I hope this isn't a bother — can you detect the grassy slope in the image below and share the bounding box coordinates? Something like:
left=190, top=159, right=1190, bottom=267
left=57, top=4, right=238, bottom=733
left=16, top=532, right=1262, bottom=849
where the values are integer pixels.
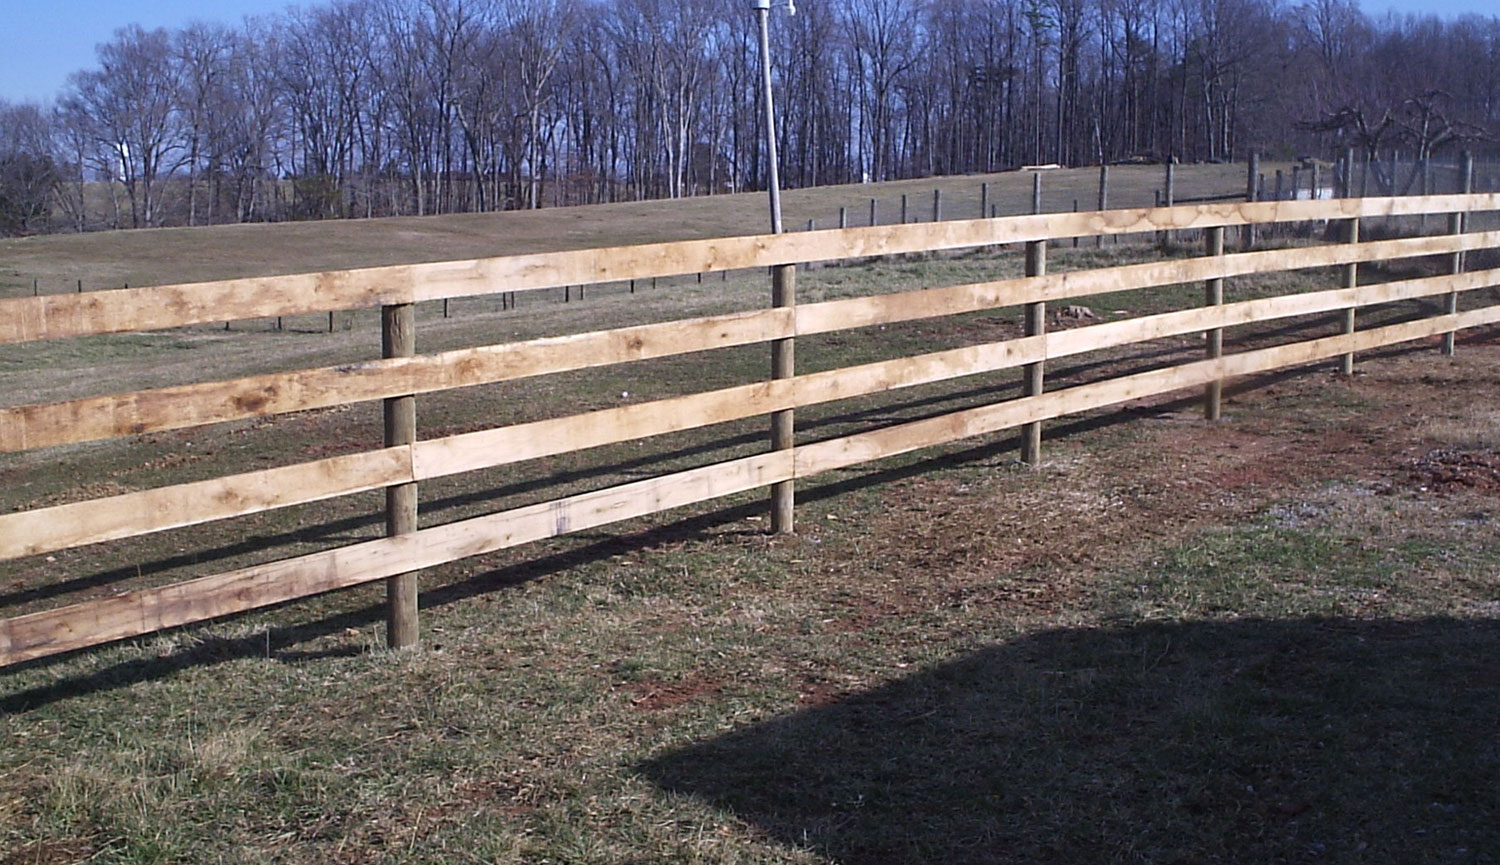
left=0, top=164, right=1253, bottom=294
left=2, top=166, right=1498, bottom=864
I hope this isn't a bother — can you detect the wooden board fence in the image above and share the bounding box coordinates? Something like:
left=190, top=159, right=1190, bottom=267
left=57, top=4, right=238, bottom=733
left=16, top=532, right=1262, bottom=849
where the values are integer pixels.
left=2, top=193, right=1498, bottom=668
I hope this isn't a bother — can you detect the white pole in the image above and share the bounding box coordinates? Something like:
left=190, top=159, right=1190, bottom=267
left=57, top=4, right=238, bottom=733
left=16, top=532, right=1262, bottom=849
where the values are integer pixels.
left=754, top=0, right=784, bottom=235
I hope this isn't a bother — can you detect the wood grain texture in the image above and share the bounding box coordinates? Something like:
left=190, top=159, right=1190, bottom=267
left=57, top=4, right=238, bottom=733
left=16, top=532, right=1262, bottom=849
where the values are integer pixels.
left=795, top=302, right=1500, bottom=477
left=1, top=307, right=792, bottom=453
left=4, top=230, right=1494, bottom=455
left=0, top=448, right=412, bottom=560
left=0, top=451, right=793, bottom=666
left=6, top=195, right=1500, bottom=345
left=6, top=268, right=1491, bottom=563
left=795, top=230, right=1500, bottom=336
left=6, top=301, right=1499, bottom=666
left=412, top=381, right=794, bottom=480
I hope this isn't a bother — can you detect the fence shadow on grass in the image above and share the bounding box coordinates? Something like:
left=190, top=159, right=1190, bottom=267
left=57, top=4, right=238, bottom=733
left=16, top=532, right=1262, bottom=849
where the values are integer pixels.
left=639, top=616, right=1500, bottom=865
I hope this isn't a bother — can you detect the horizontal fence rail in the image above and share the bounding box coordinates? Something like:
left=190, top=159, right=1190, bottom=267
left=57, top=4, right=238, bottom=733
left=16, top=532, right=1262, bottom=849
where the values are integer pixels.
left=2, top=193, right=1498, bottom=667
left=4, top=194, right=1498, bottom=345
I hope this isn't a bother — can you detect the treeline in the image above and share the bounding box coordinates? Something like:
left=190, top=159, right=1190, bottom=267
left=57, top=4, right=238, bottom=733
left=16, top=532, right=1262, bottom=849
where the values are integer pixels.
left=1, top=0, right=1497, bottom=236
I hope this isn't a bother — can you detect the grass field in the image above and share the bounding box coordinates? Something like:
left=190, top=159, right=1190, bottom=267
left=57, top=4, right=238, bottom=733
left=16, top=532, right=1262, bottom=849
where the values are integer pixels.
left=0, top=164, right=1258, bottom=296
left=2, top=172, right=1499, bottom=864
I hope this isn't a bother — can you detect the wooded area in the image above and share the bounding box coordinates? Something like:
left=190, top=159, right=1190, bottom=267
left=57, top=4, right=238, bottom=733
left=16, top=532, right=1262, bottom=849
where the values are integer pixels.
left=1, top=193, right=1497, bottom=666
left=3, top=0, right=1498, bottom=235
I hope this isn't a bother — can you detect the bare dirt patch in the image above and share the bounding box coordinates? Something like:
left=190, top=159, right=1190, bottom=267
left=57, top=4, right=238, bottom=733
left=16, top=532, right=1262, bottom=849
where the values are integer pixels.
left=1407, top=449, right=1500, bottom=495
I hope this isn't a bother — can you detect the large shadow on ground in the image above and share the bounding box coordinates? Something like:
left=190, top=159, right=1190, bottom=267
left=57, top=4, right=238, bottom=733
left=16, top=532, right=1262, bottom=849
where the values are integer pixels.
left=639, top=617, right=1500, bottom=864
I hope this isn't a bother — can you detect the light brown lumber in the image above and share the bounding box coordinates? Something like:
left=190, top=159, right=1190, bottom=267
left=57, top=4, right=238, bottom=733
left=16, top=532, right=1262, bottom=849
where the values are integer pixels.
left=795, top=230, right=1500, bottom=337
left=0, top=307, right=792, bottom=454
left=8, top=195, right=1500, bottom=347
left=0, top=269, right=404, bottom=346
left=8, top=232, right=1492, bottom=456
left=0, top=448, right=412, bottom=561
left=794, top=337, right=1047, bottom=408
left=407, top=195, right=1500, bottom=307
left=1043, top=267, right=1500, bottom=360
left=7, top=268, right=1494, bottom=563
left=1022, top=239, right=1047, bottom=464
left=1340, top=218, right=1360, bottom=375
left=0, top=336, right=1049, bottom=562
left=418, top=337, right=1054, bottom=481
left=8, top=304, right=1500, bottom=667
left=1204, top=226, right=1226, bottom=420
left=794, top=302, right=1500, bottom=478
left=0, top=451, right=793, bottom=667
left=770, top=264, right=797, bottom=534
left=413, top=381, right=795, bottom=480
left=382, top=301, right=419, bottom=650
left=1444, top=154, right=1475, bottom=356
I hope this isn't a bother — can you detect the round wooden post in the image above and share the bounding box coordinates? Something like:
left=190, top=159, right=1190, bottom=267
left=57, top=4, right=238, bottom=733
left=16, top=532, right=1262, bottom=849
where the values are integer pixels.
left=1204, top=226, right=1226, bottom=420
left=1340, top=217, right=1359, bottom=376
left=869, top=198, right=878, bottom=226
left=900, top=194, right=909, bottom=224
left=1443, top=151, right=1475, bottom=356
left=1095, top=164, right=1109, bottom=248
left=1243, top=152, right=1260, bottom=249
left=1022, top=181, right=1046, bottom=465
left=1021, top=241, right=1046, bottom=465
left=770, top=263, right=796, bottom=534
left=932, top=188, right=942, bottom=222
left=382, top=302, right=419, bottom=649
left=980, top=182, right=990, bottom=219
left=1160, top=162, right=1175, bottom=247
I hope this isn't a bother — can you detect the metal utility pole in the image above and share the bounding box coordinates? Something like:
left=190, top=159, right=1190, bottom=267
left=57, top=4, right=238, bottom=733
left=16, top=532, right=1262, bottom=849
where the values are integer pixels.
left=754, top=0, right=797, bottom=534
left=753, top=0, right=790, bottom=234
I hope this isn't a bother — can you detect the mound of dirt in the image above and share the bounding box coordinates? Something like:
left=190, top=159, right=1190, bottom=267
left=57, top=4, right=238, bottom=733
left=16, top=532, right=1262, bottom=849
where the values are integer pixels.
left=1408, top=449, right=1500, bottom=494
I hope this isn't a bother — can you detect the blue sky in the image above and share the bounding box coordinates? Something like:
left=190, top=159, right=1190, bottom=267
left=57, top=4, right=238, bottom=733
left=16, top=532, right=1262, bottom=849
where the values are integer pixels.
left=0, top=0, right=1495, bottom=105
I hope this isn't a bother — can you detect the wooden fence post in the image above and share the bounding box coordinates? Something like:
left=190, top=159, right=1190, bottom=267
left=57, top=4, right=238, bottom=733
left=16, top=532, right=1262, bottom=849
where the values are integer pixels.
left=1022, top=183, right=1046, bottom=465
left=770, top=263, right=796, bottom=534
left=1443, top=151, right=1475, bottom=356
left=1096, top=164, right=1109, bottom=248
left=869, top=198, right=878, bottom=226
left=1161, top=162, right=1175, bottom=247
left=382, top=302, right=419, bottom=649
left=1339, top=216, right=1359, bottom=376
left=839, top=206, right=847, bottom=229
left=1204, top=226, right=1226, bottom=420
left=980, top=182, right=989, bottom=219
left=900, top=194, right=908, bottom=225
left=1244, top=152, right=1260, bottom=249
left=1420, top=158, right=1433, bottom=230
left=932, top=188, right=942, bottom=222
